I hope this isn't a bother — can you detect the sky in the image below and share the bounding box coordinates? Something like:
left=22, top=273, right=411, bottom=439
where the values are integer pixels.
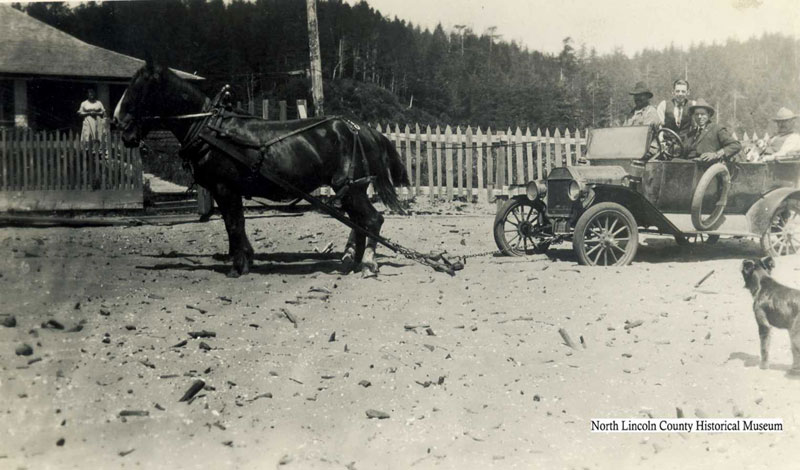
left=344, top=0, right=800, bottom=56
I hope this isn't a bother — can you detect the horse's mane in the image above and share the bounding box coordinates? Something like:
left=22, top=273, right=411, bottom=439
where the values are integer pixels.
left=131, top=64, right=207, bottom=104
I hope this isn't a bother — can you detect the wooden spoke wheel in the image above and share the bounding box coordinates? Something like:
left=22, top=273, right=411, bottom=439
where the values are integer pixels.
left=493, top=198, right=551, bottom=256
left=574, top=202, right=639, bottom=266
left=761, top=199, right=800, bottom=257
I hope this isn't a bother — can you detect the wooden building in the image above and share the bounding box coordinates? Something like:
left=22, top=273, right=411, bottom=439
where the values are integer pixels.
left=0, top=4, right=201, bottom=130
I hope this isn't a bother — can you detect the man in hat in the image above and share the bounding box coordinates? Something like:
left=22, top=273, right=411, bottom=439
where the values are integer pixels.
left=761, top=107, right=800, bottom=161
left=683, top=99, right=741, bottom=161
left=623, top=81, right=660, bottom=127
left=656, top=79, right=692, bottom=141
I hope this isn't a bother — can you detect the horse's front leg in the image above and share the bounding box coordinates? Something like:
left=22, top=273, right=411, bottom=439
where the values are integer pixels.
left=212, top=185, right=254, bottom=277
left=342, top=190, right=383, bottom=277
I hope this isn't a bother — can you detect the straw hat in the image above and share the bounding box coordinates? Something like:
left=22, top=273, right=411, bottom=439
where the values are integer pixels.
left=772, top=107, right=798, bottom=121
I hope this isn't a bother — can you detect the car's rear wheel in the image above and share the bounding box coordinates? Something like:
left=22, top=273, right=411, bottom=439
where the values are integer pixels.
left=493, top=198, right=550, bottom=256
left=760, top=198, right=800, bottom=257
left=574, top=202, right=639, bottom=266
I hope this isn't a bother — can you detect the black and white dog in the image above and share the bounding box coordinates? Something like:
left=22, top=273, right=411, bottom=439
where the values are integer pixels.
left=741, top=257, right=800, bottom=374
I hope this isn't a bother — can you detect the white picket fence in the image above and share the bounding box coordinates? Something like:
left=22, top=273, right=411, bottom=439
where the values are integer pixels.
left=368, top=124, right=589, bottom=202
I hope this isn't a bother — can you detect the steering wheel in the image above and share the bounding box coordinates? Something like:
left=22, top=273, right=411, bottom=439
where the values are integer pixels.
left=654, top=128, right=684, bottom=161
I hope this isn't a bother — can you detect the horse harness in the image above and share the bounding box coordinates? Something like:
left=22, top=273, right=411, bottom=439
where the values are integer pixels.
left=173, top=89, right=373, bottom=198
left=144, top=86, right=459, bottom=276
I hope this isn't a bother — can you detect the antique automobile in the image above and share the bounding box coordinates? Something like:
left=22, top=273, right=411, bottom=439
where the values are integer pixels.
left=493, top=126, right=800, bottom=266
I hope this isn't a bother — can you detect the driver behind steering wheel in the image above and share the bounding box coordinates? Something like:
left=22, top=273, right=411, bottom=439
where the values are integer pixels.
left=656, top=79, right=693, bottom=142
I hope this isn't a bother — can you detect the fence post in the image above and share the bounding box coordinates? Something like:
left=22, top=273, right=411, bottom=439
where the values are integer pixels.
left=486, top=127, right=494, bottom=202
left=296, top=99, right=307, bottom=119
left=414, top=123, right=422, bottom=197
left=425, top=125, right=433, bottom=202
left=455, top=126, right=463, bottom=198
left=564, top=128, right=572, bottom=166
left=476, top=127, right=485, bottom=203
left=496, top=130, right=506, bottom=199
left=544, top=129, right=552, bottom=176
left=505, top=127, right=512, bottom=188
left=35, top=131, right=42, bottom=190
left=575, top=128, right=582, bottom=164
left=515, top=126, right=524, bottom=184
left=445, top=125, right=453, bottom=201
left=525, top=127, right=533, bottom=182
left=262, top=99, right=269, bottom=120
left=465, top=126, right=474, bottom=202
left=404, top=124, right=412, bottom=199
left=554, top=129, right=563, bottom=167
left=435, top=126, right=443, bottom=199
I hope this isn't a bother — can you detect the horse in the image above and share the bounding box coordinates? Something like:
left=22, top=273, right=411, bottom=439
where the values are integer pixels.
left=114, top=61, right=410, bottom=277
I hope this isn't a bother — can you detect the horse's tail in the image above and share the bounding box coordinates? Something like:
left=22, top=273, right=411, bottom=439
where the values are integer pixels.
left=370, top=130, right=409, bottom=214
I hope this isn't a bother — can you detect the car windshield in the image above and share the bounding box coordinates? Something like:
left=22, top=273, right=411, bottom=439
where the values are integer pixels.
left=586, top=126, right=651, bottom=161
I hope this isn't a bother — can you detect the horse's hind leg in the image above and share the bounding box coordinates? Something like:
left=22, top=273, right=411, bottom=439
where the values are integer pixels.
left=342, top=229, right=364, bottom=267
left=212, top=184, right=254, bottom=277
left=341, top=189, right=383, bottom=276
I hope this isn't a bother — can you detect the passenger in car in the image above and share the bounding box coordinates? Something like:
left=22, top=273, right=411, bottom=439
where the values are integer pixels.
left=761, top=108, right=800, bottom=161
left=623, top=82, right=660, bottom=127
left=656, top=79, right=692, bottom=141
left=683, top=99, right=741, bottom=162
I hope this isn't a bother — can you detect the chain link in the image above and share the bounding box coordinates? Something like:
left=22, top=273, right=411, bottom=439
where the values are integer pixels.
left=463, top=249, right=502, bottom=259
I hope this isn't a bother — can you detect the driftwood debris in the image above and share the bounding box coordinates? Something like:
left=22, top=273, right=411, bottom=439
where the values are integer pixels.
left=694, top=270, right=715, bottom=288
left=558, top=328, right=579, bottom=350
left=281, top=308, right=298, bottom=328
left=179, top=379, right=206, bottom=402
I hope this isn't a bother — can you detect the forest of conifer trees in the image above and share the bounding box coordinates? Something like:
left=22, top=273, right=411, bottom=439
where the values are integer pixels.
left=19, top=0, right=800, bottom=134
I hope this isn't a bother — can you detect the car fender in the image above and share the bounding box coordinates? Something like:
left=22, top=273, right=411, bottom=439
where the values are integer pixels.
left=746, top=188, right=800, bottom=235
left=589, top=184, right=683, bottom=236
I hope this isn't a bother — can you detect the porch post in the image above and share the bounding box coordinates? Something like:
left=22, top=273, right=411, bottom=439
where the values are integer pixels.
left=13, top=79, right=28, bottom=128
left=96, top=82, right=110, bottom=114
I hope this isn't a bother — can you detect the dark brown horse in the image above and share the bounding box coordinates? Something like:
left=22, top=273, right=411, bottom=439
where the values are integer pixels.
left=114, top=62, right=409, bottom=277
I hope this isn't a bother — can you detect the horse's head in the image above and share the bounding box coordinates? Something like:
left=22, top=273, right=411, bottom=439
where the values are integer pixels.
left=114, top=60, right=168, bottom=147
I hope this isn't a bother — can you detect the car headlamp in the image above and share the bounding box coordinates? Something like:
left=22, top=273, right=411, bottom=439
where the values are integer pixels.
left=567, top=180, right=586, bottom=201
left=526, top=180, right=547, bottom=200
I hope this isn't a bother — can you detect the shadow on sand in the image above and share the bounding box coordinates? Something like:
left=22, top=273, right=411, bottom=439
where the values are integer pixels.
left=137, top=250, right=407, bottom=276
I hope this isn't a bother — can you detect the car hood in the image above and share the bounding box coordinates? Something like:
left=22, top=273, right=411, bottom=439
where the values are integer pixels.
left=548, top=165, right=629, bottom=186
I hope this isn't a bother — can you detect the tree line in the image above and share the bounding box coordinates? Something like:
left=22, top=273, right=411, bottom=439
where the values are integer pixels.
left=20, top=0, right=800, bottom=134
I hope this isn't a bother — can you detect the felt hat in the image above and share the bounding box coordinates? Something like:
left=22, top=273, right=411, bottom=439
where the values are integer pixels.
left=628, top=81, right=653, bottom=98
left=688, top=98, right=715, bottom=117
left=772, top=107, right=798, bottom=121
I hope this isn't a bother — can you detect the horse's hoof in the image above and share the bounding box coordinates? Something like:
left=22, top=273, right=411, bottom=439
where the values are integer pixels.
left=361, top=268, right=378, bottom=279
left=341, top=250, right=355, bottom=264
left=226, top=269, right=241, bottom=278
left=361, top=262, right=379, bottom=278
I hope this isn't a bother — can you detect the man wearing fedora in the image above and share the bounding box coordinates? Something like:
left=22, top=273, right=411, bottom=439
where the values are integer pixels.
left=761, top=107, right=800, bottom=161
left=623, top=81, right=660, bottom=127
left=683, top=99, right=741, bottom=161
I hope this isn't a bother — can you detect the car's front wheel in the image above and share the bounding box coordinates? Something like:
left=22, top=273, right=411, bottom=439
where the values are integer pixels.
left=493, top=198, right=551, bottom=256
left=760, top=198, right=800, bottom=257
left=574, top=202, right=639, bottom=266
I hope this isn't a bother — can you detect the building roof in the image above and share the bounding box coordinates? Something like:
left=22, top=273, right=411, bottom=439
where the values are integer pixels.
left=0, top=5, right=202, bottom=81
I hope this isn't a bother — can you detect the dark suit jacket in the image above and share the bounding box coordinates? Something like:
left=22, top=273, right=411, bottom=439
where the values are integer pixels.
left=684, top=123, right=741, bottom=160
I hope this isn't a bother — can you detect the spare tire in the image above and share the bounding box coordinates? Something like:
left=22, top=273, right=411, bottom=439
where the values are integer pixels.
left=691, top=163, right=730, bottom=231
